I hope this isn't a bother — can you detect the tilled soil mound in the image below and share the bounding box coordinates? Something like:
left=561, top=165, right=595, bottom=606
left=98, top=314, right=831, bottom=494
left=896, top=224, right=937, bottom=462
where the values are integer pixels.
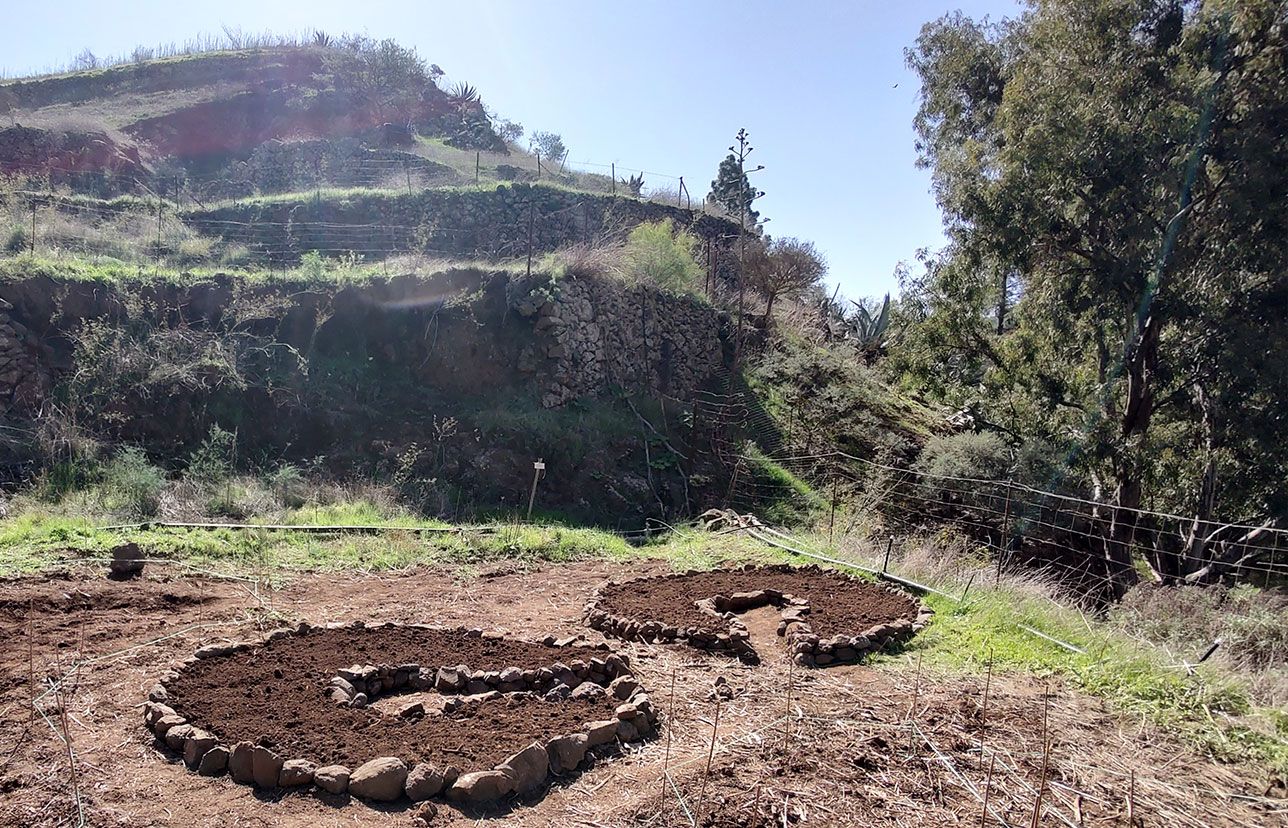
left=161, top=625, right=637, bottom=774
left=587, top=564, right=927, bottom=665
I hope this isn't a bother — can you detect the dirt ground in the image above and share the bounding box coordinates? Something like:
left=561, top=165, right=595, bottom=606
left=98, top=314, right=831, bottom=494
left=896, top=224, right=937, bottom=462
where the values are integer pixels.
left=1, top=560, right=1283, bottom=827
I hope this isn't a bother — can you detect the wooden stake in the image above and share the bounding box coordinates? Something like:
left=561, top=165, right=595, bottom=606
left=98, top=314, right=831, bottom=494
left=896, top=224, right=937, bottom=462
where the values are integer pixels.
left=1127, top=770, right=1136, bottom=827
left=908, top=652, right=923, bottom=752
left=882, top=536, right=893, bottom=573
left=660, top=668, right=676, bottom=809
left=979, top=649, right=993, bottom=768
left=27, top=598, right=35, bottom=725
left=979, top=753, right=996, bottom=828
left=783, top=655, right=793, bottom=754
left=698, top=699, right=721, bottom=814
left=1030, top=684, right=1051, bottom=828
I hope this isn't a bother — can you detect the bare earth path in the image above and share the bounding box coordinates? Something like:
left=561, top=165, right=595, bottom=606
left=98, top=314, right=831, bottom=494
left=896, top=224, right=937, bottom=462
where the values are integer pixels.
left=0, top=561, right=1281, bottom=827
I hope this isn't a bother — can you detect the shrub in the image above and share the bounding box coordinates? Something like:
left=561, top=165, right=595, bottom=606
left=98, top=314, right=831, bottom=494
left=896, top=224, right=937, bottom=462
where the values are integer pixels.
left=264, top=464, right=307, bottom=508
left=4, top=225, right=28, bottom=253
left=187, top=425, right=236, bottom=485
left=620, top=219, right=703, bottom=292
left=98, top=447, right=165, bottom=517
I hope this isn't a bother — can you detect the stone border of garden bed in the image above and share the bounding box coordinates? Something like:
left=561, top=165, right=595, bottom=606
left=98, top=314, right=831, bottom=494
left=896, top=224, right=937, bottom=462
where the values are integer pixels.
left=583, top=564, right=934, bottom=666
left=140, top=622, right=657, bottom=807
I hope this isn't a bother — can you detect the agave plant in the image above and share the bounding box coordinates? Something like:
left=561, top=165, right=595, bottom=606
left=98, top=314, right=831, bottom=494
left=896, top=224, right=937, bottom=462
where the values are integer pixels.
left=847, top=293, right=891, bottom=358
left=312, top=30, right=332, bottom=47
left=449, top=82, right=480, bottom=106
left=620, top=173, right=645, bottom=197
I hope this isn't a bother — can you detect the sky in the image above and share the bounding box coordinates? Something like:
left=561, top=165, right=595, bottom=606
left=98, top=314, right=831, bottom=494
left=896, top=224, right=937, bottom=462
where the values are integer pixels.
left=0, top=0, right=1021, bottom=299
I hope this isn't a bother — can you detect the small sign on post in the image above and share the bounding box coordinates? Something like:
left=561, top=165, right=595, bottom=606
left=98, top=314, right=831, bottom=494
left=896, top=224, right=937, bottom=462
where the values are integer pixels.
left=527, top=458, right=546, bottom=520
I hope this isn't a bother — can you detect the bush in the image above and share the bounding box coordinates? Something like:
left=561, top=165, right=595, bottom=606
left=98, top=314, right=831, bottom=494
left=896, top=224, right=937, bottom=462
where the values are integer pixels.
left=187, top=425, right=236, bottom=484
left=98, top=447, right=165, bottom=517
left=620, top=219, right=703, bottom=292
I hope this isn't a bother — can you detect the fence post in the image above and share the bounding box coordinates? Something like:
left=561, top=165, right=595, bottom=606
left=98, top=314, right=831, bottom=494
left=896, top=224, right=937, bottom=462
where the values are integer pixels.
left=536, top=152, right=542, bottom=179
left=29, top=203, right=36, bottom=255
left=882, top=536, right=893, bottom=574
left=155, top=194, right=164, bottom=270
left=611, top=163, right=616, bottom=194
left=525, top=201, right=536, bottom=278
left=828, top=472, right=839, bottom=546
left=475, top=151, right=480, bottom=183
left=678, top=176, right=684, bottom=208
left=405, top=160, right=412, bottom=195
left=996, top=481, right=1013, bottom=587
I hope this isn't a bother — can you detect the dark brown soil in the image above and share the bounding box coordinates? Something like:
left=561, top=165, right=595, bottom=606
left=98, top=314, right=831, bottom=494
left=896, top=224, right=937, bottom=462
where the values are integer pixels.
left=0, top=572, right=213, bottom=620
left=164, top=626, right=622, bottom=770
left=595, top=565, right=919, bottom=638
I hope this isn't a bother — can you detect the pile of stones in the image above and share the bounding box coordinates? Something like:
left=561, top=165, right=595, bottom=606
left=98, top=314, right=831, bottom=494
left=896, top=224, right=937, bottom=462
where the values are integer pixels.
left=141, top=623, right=659, bottom=806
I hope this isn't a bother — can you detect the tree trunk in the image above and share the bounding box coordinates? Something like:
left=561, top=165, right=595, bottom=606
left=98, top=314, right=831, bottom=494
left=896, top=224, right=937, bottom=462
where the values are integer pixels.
left=1178, top=383, right=1218, bottom=580
left=764, top=291, right=777, bottom=324
left=1106, top=312, right=1160, bottom=598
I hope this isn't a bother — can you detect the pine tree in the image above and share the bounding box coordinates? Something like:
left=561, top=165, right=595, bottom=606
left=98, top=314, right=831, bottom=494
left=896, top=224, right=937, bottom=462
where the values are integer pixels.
left=709, top=153, right=759, bottom=223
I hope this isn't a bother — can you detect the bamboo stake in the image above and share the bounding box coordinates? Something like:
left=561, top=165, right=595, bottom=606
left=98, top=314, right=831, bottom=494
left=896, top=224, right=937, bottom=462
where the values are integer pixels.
left=27, top=599, right=35, bottom=726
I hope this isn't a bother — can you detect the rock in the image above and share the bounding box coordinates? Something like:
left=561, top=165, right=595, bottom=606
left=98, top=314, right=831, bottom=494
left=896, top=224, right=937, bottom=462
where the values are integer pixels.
left=585, top=719, right=619, bottom=747
left=608, top=675, right=639, bottom=700
left=405, top=763, right=446, bottom=801
left=570, top=682, right=605, bottom=702
left=314, top=764, right=351, bottom=795
left=546, top=733, right=589, bottom=773
left=349, top=757, right=408, bottom=801
left=229, top=742, right=255, bottom=783
left=350, top=692, right=368, bottom=708
left=194, top=643, right=235, bottom=659
left=397, top=701, right=425, bottom=719
left=164, top=723, right=195, bottom=752
left=435, top=666, right=466, bottom=692
left=616, top=719, right=639, bottom=741
left=615, top=703, right=639, bottom=720
left=499, top=666, right=523, bottom=684
left=411, top=801, right=439, bottom=826
left=108, top=542, right=145, bottom=580
left=153, top=714, right=186, bottom=737
left=447, top=769, right=514, bottom=804
left=498, top=741, right=549, bottom=794
left=279, top=759, right=316, bottom=786
left=197, top=745, right=229, bottom=776
left=252, top=746, right=284, bottom=788
left=182, top=729, right=218, bottom=767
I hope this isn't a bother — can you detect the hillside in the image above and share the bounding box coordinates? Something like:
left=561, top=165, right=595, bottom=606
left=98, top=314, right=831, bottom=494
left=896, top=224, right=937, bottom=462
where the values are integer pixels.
left=0, top=40, right=938, bottom=528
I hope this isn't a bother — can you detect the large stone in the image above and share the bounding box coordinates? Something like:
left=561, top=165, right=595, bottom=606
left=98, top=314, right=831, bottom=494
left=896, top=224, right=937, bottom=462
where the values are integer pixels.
left=152, top=714, right=186, bottom=737
left=182, top=729, right=218, bottom=767
left=349, top=757, right=408, bottom=801
left=252, top=745, right=284, bottom=788
left=108, top=542, right=145, bottom=580
left=447, top=770, right=514, bottom=804
left=569, top=682, right=605, bottom=702
left=405, top=763, right=446, bottom=801
left=229, top=741, right=255, bottom=783
left=163, top=723, right=195, bottom=752
left=197, top=745, right=229, bottom=776
left=545, top=733, right=589, bottom=773
left=498, top=741, right=549, bottom=794
left=608, top=675, right=639, bottom=701
left=314, top=764, right=351, bottom=795
left=585, top=719, right=619, bottom=747
left=279, top=759, right=317, bottom=786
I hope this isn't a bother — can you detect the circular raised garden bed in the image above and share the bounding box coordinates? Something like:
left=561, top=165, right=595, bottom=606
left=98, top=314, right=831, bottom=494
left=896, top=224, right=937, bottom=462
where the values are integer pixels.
left=142, top=623, right=656, bottom=806
left=584, top=563, right=931, bottom=665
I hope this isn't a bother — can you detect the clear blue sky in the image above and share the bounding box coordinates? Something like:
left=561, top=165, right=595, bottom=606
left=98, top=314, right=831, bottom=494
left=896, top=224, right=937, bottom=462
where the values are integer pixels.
left=0, top=0, right=1020, bottom=299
